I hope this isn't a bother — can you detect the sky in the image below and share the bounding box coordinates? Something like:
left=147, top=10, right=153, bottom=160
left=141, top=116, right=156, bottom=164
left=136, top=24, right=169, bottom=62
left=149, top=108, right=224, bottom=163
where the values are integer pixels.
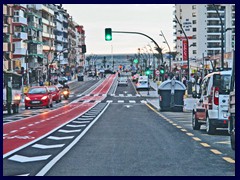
left=63, top=4, right=175, bottom=55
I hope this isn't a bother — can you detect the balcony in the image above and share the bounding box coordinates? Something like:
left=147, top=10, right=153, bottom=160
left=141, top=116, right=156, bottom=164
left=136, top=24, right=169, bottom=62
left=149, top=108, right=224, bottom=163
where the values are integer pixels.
left=42, top=32, right=55, bottom=39
left=55, top=35, right=63, bottom=42
left=14, top=4, right=27, bottom=9
left=55, top=14, right=63, bottom=22
left=13, top=48, right=28, bottom=55
left=14, top=32, right=28, bottom=40
left=56, top=44, right=63, bottom=51
left=36, top=4, right=54, bottom=15
left=42, top=18, right=55, bottom=27
left=12, top=16, right=27, bottom=25
left=43, top=45, right=55, bottom=51
left=3, top=43, right=9, bottom=52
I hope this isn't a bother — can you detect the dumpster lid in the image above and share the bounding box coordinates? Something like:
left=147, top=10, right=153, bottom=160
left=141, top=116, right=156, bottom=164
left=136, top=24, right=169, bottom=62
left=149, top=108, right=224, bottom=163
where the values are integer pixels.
left=158, top=79, right=186, bottom=90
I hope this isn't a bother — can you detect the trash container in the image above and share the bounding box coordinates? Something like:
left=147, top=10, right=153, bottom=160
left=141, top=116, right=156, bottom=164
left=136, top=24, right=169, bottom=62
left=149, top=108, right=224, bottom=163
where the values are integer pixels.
left=77, top=73, right=84, bottom=81
left=158, top=78, right=186, bottom=112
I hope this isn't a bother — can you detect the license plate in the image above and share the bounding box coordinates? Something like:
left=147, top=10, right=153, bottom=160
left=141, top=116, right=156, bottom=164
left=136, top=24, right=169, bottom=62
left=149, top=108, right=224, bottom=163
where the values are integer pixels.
left=32, top=101, right=40, bottom=104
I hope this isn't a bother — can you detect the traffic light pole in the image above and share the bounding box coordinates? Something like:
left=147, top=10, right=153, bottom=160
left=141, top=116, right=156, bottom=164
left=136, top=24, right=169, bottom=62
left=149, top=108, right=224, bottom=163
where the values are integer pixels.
left=112, top=31, right=163, bottom=65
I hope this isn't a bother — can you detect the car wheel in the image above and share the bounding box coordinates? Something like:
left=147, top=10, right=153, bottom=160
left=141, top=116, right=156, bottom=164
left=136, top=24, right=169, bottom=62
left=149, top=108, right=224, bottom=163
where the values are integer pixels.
left=30, top=107, right=33, bottom=109
left=192, top=111, right=201, bottom=130
left=50, top=102, right=53, bottom=108
left=206, top=116, right=215, bottom=134
left=25, top=106, right=28, bottom=110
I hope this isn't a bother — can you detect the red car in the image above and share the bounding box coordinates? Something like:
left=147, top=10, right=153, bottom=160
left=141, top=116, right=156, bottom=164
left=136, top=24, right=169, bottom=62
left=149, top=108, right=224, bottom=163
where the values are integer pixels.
left=24, top=86, right=53, bottom=109
left=48, top=85, right=62, bottom=103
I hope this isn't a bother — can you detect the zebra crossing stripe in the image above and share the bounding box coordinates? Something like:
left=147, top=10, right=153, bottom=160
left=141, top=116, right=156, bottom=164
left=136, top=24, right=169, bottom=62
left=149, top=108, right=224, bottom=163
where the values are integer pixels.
left=129, top=100, right=136, bottom=103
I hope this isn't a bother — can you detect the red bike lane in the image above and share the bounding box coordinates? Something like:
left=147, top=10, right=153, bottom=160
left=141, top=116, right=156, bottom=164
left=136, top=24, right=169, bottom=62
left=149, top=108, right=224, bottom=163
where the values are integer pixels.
left=3, top=74, right=116, bottom=156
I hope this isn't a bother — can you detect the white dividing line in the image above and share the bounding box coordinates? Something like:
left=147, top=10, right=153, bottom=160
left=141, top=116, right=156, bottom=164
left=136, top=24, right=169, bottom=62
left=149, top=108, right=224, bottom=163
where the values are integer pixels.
left=36, top=102, right=111, bottom=176
left=127, top=94, right=133, bottom=97
left=81, top=115, right=96, bottom=118
left=106, top=100, right=113, bottom=103
left=129, top=100, right=136, bottom=103
left=72, top=121, right=90, bottom=124
left=119, top=94, right=124, bottom=97
left=58, top=129, right=81, bottom=133
left=28, top=124, right=34, bottom=126
left=118, top=100, right=124, bottom=103
left=32, top=143, right=65, bottom=149
left=9, top=154, right=51, bottom=163
left=20, top=127, right=26, bottom=130
left=77, top=118, right=93, bottom=121
left=47, top=136, right=74, bottom=140
left=10, top=130, right=18, bottom=133
left=66, top=124, right=86, bottom=128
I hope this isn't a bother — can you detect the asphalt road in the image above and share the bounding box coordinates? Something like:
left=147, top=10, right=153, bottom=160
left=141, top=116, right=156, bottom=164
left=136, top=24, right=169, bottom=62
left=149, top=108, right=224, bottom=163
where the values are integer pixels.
left=46, top=78, right=235, bottom=176
left=3, top=76, right=235, bottom=176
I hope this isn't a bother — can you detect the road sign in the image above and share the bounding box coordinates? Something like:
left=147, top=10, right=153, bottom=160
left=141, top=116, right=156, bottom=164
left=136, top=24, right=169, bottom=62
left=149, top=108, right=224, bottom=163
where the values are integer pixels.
left=155, top=70, right=160, bottom=75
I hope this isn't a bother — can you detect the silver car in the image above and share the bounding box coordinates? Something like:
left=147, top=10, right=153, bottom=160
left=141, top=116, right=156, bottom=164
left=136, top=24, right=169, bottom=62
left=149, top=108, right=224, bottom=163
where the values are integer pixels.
left=118, top=77, right=128, bottom=86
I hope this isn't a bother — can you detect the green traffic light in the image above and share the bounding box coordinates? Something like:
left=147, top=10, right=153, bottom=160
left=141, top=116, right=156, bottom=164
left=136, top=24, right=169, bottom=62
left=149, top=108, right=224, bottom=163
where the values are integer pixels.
left=105, top=28, right=112, bottom=41
left=145, top=70, right=151, bottom=75
left=160, top=69, right=165, bottom=74
left=133, top=59, right=138, bottom=64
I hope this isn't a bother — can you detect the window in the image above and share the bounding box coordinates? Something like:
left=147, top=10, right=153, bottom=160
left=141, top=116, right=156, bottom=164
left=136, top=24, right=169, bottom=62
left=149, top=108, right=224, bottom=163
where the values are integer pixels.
left=193, top=28, right=197, bottom=32
left=192, top=20, right=196, bottom=24
left=213, top=75, right=231, bottom=94
left=192, top=12, right=196, bottom=17
left=192, top=5, right=196, bottom=9
left=14, top=11, right=19, bottom=16
left=193, top=50, right=197, bottom=54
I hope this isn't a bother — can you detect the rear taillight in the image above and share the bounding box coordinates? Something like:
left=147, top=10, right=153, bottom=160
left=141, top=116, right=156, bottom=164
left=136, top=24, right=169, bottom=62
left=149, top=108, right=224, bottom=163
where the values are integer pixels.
left=213, top=87, right=219, bottom=105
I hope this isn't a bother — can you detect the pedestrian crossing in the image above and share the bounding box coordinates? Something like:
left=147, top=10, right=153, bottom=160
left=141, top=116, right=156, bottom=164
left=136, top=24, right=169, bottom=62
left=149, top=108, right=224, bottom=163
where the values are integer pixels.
left=110, top=94, right=140, bottom=97
left=105, top=100, right=146, bottom=104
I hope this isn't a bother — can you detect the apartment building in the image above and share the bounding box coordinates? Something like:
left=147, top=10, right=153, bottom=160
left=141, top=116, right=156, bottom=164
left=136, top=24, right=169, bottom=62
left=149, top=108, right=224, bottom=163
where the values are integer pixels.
left=3, top=4, right=86, bottom=82
left=3, top=4, right=14, bottom=71
left=173, top=4, right=235, bottom=69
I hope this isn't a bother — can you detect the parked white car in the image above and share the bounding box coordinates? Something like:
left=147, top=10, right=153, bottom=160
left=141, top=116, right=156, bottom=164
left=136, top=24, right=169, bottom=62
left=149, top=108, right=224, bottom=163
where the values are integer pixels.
left=192, top=70, right=232, bottom=134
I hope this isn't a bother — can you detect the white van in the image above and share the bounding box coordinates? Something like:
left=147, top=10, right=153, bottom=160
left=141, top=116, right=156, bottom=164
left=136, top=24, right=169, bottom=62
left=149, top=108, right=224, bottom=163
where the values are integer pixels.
left=192, top=70, right=232, bottom=134
left=136, top=76, right=150, bottom=90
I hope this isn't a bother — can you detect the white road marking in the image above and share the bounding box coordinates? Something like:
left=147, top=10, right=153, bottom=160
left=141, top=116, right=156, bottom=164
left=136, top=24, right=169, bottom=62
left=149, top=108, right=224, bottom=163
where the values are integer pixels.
left=118, top=100, right=124, bottom=103
left=106, top=100, right=113, bottom=103
left=72, top=120, right=90, bottom=124
left=119, top=94, right=124, bottom=97
left=10, top=130, right=18, bottom=133
left=58, top=129, right=81, bottom=133
left=47, top=136, right=74, bottom=140
left=32, top=143, right=65, bottom=149
left=36, top=102, right=111, bottom=176
left=129, top=100, right=136, bottom=103
left=127, top=94, right=133, bottom=97
left=66, top=124, right=86, bottom=128
left=9, top=154, right=51, bottom=163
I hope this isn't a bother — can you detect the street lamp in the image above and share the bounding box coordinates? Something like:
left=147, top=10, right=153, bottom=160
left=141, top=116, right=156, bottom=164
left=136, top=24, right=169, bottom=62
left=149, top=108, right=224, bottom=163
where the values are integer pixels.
left=212, top=4, right=224, bottom=69
left=159, top=30, right=171, bottom=72
left=173, top=15, right=192, bottom=95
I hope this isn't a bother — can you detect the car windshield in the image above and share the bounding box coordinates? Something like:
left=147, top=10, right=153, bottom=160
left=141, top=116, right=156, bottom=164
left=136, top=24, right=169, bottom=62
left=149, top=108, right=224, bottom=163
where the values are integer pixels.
left=28, top=88, right=47, bottom=94
left=48, top=86, right=57, bottom=92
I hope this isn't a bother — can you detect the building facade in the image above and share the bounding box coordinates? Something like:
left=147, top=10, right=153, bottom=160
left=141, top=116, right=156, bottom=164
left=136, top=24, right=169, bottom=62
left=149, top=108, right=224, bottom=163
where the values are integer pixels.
left=173, top=4, right=235, bottom=68
left=3, top=4, right=86, bottom=84
left=3, top=4, right=14, bottom=71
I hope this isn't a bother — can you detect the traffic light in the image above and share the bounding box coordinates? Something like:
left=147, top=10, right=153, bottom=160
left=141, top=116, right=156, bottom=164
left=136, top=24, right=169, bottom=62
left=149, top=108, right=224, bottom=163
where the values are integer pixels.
left=145, top=68, right=151, bottom=75
left=105, top=28, right=112, bottom=41
left=160, top=68, right=165, bottom=74
left=133, top=58, right=139, bottom=64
